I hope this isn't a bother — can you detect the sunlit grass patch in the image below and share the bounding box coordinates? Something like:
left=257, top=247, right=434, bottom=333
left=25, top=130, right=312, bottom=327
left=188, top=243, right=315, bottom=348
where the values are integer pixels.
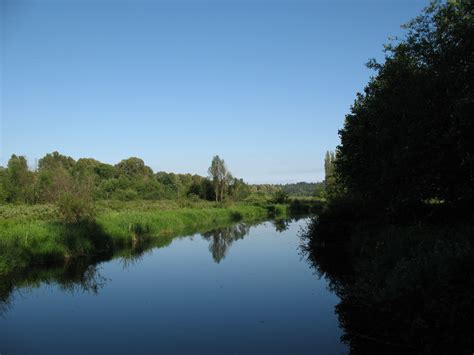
left=0, top=202, right=282, bottom=276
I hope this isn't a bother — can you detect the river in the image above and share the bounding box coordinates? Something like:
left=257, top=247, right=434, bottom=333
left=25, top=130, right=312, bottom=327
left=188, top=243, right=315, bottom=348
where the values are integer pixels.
left=0, top=217, right=347, bottom=354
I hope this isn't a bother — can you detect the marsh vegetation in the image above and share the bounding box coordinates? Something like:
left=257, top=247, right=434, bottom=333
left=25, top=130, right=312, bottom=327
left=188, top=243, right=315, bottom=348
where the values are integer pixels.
left=0, top=151, right=322, bottom=277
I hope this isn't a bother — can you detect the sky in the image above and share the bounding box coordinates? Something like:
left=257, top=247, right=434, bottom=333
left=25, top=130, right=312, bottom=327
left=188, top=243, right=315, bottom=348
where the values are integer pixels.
left=1, top=0, right=427, bottom=183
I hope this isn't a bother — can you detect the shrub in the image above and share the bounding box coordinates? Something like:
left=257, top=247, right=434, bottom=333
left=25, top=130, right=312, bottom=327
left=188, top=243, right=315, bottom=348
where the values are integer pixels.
left=272, top=190, right=289, bottom=204
left=57, top=182, right=95, bottom=223
left=57, top=191, right=95, bottom=224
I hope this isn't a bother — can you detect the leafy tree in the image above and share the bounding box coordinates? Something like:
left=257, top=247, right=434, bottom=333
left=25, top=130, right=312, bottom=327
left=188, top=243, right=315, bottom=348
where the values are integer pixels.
left=187, top=176, right=215, bottom=201
left=135, top=178, right=166, bottom=200
left=38, top=151, right=75, bottom=172
left=4, top=155, right=35, bottom=203
left=336, top=0, right=474, bottom=215
left=156, top=172, right=181, bottom=198
left=324, top=150, right=338, bottom=198
left=57, top=179, right=96, bottom=223
left=36, top=166, right=73, bottom=203
left=313, top=182, right=325, bottom=199
left=249, top=184, right=279, bottom=199
left=0, top=167, right=7, bottom=203
left=73, top=158, right=116, bottom=181
left=228, top=178, right=251, bottom=200
left=0, top=151, right=254, bottom=205
left=199, top=178, right=216, bottom=201
left=115, top=157, right=153, bottom=178
left=208, top=155, right=232, bottom=202
left=272, top=189, right=289, bottom=204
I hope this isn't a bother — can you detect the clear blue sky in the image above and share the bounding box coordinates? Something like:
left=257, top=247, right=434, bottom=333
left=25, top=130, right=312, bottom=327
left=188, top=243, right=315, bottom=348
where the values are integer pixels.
left=1, top=0, right=427, bottom=183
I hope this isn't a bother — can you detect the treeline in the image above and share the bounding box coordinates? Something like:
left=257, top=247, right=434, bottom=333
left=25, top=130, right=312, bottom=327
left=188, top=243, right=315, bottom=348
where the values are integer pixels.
left=305, top=2, right=474, bottom=353
left=0, top=152, right=252, bottom=206
left=250, top=182, right=325, bottom=198
left=0, top=152, right=324, bottom=209
left=278, top=182, right=324, bottom=197
left=323, top=0, right=473, bottom=223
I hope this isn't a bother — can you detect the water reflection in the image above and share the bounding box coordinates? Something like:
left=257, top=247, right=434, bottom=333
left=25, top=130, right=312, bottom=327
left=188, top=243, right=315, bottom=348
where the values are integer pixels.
left=2, top=216, right=350, bottom=355
left=0, top=216, right=305, bottom=316
left=271, top=218, right=290, bottom=232
left=201, top=223, right=250, bottom=263
left=0, top=260, right=107, bottom=318
left=300, top=221, right=474, bottom=354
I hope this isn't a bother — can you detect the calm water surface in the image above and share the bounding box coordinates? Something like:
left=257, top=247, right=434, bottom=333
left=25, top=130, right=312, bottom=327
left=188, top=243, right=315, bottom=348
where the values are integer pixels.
left=1, top=218, right=347, bottom=354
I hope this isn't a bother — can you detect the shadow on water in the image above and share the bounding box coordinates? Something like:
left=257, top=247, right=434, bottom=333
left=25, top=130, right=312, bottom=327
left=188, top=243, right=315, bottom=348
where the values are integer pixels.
left=0, top=257, right=107, bottom=317
left=300, top=219, right=474, bottom=355
left=0, top=214, right=306, bottom=316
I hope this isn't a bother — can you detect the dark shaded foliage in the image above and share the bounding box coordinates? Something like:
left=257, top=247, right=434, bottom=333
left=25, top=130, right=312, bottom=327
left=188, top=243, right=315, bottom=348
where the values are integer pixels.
left=303, top=2, right=474, bottom=353
left=302, top=223, right=474, bottom=355
left=272, top=190, right=289, bottom=204
left=336, top=0, right=474, bottom=216
left=288, top=199, right=325, bottom=215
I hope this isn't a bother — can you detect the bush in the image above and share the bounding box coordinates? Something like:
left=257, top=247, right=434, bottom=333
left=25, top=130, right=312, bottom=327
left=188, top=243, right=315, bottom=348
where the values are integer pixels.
left=57, top=191, right=95, bottom=224
left=272, top=190, right=289, bottom=204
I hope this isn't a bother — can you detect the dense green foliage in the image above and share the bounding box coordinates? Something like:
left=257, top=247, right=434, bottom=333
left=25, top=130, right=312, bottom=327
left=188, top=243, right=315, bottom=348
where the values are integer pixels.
left=335, top=0, right=473, bottom=216
left=0, top=153, right=255, bottom=209
left=323, top=151, right=338, bottom=199
left=303, top=221, right=474, bottom=354
left=304, top=2, right=474, bottom=353
left=0, top=152, right=325, bottom=222
left=271, top=189, right=289, bottom=204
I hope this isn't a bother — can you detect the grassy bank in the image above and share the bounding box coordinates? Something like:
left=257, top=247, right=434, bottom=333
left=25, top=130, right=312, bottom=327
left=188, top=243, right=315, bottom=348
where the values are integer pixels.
left=0, top=201, right=288, bottom=276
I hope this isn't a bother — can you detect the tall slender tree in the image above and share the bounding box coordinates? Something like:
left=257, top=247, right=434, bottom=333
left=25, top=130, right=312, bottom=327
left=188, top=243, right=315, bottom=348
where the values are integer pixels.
left=208, top=155, right=231, bottom=202
left=324, top=150, right=337, bottom=198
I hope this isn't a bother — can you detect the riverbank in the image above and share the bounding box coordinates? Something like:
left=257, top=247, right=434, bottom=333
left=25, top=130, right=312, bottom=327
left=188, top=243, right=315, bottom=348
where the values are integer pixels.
left=0, top=201, right=296, bottom=276
left=303, top=201, right=474, bottom=354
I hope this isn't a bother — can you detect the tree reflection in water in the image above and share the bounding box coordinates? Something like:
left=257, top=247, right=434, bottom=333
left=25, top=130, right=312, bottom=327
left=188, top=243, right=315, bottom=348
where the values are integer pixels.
left=0, top=259, right=107, bottom=317
left=201, top=223, right=250, bottom=263
left=300, top=223, right=474, bottom=355
left=0, top=216, right=307, bottom=316
left=202, top=215, right=307, bottom=263
left=272, top=218, right=290, bottom=233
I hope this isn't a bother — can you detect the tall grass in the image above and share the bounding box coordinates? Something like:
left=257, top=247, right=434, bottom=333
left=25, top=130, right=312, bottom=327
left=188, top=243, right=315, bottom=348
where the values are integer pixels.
left=0, top=201, right=286, bottom=276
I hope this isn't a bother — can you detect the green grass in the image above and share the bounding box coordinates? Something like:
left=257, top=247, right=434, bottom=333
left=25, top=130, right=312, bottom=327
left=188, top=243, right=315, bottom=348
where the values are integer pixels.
left=0, top=201, right=288, bottom=276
